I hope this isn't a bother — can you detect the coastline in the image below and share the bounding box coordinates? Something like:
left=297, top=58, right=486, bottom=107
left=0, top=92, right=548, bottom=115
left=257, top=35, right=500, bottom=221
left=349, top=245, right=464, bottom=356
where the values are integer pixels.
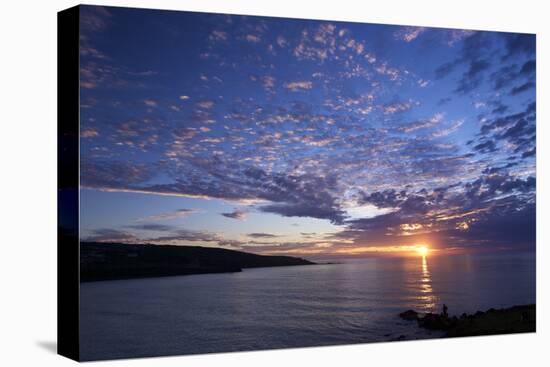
left=400, top=304, right=536, bottom=337
left=80, top=242, right=316, bottom=282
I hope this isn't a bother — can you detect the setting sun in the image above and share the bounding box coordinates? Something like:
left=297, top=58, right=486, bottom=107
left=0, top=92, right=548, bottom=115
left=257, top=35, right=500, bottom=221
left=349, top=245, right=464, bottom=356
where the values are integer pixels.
left=415, top=245, right=430, bottom=256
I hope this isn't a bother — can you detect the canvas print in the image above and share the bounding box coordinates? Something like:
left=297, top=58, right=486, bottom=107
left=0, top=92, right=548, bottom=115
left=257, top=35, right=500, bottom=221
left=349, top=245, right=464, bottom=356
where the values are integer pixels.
left=65, top=4, right=536, bottom=361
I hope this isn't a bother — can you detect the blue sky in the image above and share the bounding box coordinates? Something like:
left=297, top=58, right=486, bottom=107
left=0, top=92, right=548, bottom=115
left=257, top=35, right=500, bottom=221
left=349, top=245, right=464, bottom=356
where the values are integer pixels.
left=79, top=5, right=535, bottom=257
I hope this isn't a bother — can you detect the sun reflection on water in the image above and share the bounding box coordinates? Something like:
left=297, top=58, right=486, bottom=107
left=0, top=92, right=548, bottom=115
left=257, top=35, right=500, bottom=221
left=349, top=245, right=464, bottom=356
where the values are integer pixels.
left=417, top=255, right=437, bottom=312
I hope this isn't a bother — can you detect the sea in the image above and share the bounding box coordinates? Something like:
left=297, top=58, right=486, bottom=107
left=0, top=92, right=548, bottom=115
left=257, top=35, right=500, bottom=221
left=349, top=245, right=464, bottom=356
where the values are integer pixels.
left=80, top=251, right=536, bottom=360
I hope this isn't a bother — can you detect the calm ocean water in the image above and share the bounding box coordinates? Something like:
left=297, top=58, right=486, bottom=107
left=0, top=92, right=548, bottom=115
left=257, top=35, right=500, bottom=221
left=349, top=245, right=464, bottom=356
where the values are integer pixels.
left=80, top=252, right=535, bottom=360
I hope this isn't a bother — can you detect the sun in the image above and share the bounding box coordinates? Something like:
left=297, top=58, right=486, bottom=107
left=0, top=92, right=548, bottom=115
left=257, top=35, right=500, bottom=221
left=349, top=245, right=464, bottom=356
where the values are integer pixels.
left=415, top=245, right=430, bottom=256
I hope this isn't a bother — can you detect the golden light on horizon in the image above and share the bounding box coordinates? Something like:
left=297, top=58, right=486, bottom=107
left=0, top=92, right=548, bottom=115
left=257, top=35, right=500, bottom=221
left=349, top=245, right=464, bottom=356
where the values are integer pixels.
left=328, top=243, right=436, bottom=257
left=415, top=245, right=430, bottom=256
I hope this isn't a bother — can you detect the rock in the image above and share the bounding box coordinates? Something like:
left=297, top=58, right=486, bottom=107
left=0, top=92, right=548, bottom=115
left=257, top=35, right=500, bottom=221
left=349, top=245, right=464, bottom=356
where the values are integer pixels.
left=417, top=312, right=456, bottom=330
left=399, top=309, right=419, bottom=321
left=399, top=304, right=535, bottom=338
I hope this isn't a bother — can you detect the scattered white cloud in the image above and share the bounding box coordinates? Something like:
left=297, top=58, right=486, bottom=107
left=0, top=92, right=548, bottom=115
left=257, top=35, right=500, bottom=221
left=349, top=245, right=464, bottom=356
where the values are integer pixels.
left=395, top=27, right=427, bottom=42
left=284, top=80, right=313, bottom=91
left=197, top=100, right=215, bottom=109
left=137, top=208, right=197, bottom=222
left=245, top=34, right=261, bottom=43
left=144, top=99, right=158, bottom=107
left=81, top=128, right=99, bottom=138
left=209, top=30, right=228, bottom=42
left=418, top=79, right=430, bottom=88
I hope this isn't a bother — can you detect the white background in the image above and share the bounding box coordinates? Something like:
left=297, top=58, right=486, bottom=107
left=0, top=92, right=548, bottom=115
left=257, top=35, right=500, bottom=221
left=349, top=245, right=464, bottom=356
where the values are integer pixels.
left=0, top=0, right=548, bottom=365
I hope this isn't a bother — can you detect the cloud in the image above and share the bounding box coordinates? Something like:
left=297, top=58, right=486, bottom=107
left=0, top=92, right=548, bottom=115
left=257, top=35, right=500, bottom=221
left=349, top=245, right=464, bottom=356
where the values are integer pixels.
left=146, top=229, right=221, bottom=244
left=399, top=113, right=443, bottom=133
left=490, top=59, right=535, bottom=94
left=479, top=102, right=535, bottom=157
left=435, top=61, right=459, bottom=79
left=209, top=30, right=228, bottom=42
left=445, top=29, right=476, bottom=46
left=261, top=75, right=276, bottom=91
left=137, top=208, right=197, bottom=222
left=284, top=80, right=313, bottom=91
left=438, top=97, right=452, bottom=105
left=500, top=118, right=536, bottom=150
left=84, top=228, right=137, bottom=243
left=197, top=100, right=215, bottom=109
left=431, top=119, right=465, bottom=138
left=473, top=139, right=497, bottom=153
left=489, top=100, right=508, bottom=115
left=80, top=45, right=108, bottom=60
left=80, top=61, right=156, bottom=90
left=126, top=223, right=175, bottom=231
left=522, top=148, right=535, bottom=158
left=446, top=203, right=535, bottom=249
left=221, top=209, right=247, bottom=220
left=81, top=160, right=155, bottom=188
left=417, top=79, right=430, bottom=88
left=481, top=102, right=535, bottom=135
left=491, top=64, right=519, bottom=90
left=501, top=33, right=536, bottom=60
left=394, top=26, right=426, bottom=42
left=375, top=63, right=400, bottom=81
left=342, top=173, right=535, bottom=250
left=245, top=34, right=261, bottom=43
left=78, top=14, right=535, bottom=254
left=247, top=233, right=279, bottom=238
left=260, top=202, right=346, bottom=224
left=383, top=100, right=414, bottom=114
left=276, top=36, right=288, bottom=48
left=81, top=128, right=99, bottom=138
left=435, top=32, right=495, bottom=94
left=510, top=81, right=535, bottom=95
left=80, top=6, right=112, bottom=33
left=455, top=59, right=491, bottom=94
left=293, top=23, right=337, bottom=62
left=520, top=59, right=536, bottom=75
left=360, top=189, right=406, bottom=209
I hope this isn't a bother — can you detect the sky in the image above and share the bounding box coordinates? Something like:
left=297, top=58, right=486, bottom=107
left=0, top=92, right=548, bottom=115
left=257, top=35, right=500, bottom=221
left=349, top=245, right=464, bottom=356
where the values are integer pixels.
left=79, top=5, right=536, bottom=258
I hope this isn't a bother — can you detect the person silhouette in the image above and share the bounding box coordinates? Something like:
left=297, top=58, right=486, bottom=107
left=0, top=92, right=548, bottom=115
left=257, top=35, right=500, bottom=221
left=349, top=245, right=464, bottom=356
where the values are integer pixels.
left=442, top=304, right=448, bottom=317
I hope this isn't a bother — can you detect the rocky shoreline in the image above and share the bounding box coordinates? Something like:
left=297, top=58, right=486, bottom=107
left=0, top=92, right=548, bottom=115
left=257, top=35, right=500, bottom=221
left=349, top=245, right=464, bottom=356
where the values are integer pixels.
left=399, top=304, right=535, bottom=337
